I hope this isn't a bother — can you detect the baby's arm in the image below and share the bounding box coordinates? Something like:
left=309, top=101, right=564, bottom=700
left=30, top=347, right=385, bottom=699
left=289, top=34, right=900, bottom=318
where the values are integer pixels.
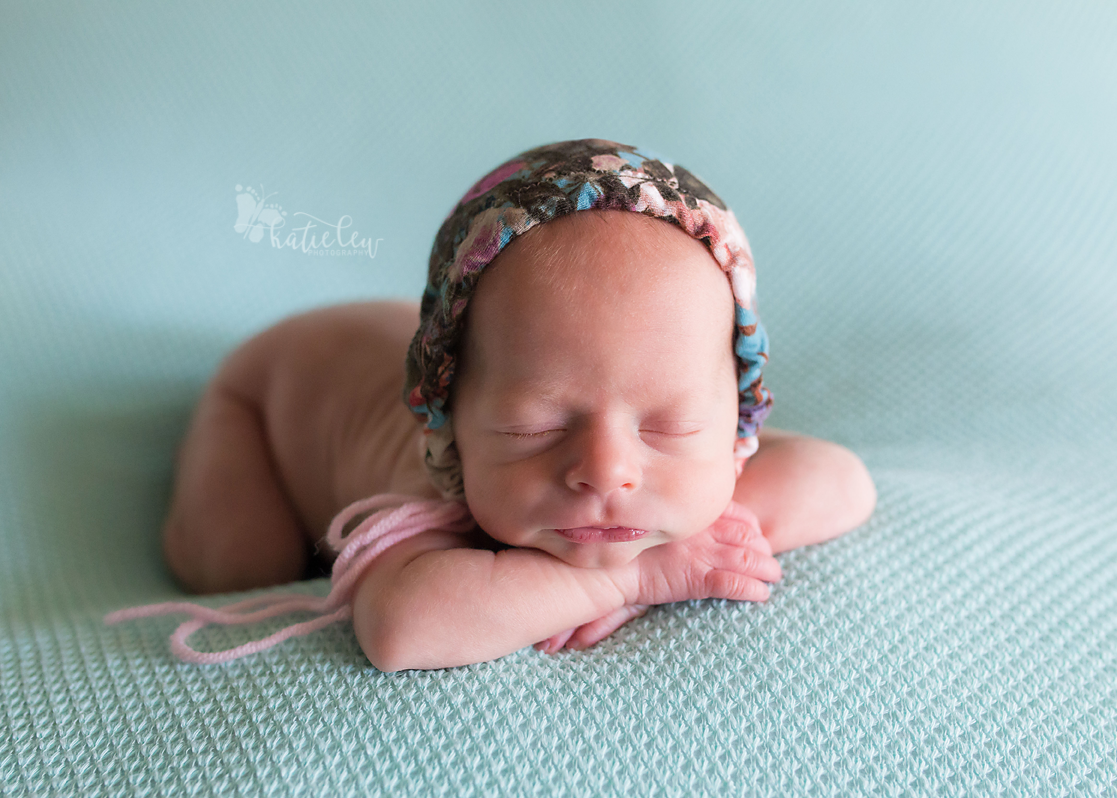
left=733, top=429, right=877, bottom=555
left=351, top=508, right=781, bottom=672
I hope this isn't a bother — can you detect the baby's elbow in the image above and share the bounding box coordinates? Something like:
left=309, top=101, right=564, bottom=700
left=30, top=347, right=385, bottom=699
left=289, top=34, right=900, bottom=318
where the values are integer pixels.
left=354, top=602, right=420, bottom=673
left=358, top=625, right=409, bottom=674
left=351, top=580, right=422, bottom=673
left=837, top=446, right=876, bottom=531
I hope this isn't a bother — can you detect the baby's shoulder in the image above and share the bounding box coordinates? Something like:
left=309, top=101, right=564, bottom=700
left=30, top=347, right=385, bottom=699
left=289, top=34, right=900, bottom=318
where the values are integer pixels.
left=214, top=300, right=421, bottom=401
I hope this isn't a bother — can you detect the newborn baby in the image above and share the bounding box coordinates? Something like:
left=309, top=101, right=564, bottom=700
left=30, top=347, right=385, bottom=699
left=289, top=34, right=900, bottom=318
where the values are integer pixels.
left=158, top=140, right=876, bottom=671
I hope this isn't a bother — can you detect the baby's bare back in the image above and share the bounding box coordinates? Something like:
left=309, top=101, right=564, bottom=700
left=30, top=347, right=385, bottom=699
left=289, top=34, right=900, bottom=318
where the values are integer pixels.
left=209, top=300, right=438, bottom=538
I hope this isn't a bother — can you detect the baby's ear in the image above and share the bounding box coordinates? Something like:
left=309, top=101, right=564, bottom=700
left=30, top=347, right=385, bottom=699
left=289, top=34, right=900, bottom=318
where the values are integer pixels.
left=733, top=437, right=759, bottom=478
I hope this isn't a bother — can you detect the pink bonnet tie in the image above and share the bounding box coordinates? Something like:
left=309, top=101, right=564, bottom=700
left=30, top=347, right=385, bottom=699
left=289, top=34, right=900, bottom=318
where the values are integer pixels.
left=104, top=494, right=473, bottom=664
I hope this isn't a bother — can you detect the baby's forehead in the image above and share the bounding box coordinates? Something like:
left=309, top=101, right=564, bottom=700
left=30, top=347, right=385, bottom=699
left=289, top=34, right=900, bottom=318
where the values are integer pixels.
left=458, top=216, right=736, bottom=382
left=486, top=211, right=727, bottom=299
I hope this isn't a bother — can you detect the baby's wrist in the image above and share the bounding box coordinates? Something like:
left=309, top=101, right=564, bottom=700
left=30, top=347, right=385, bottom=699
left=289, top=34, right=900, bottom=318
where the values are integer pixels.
left=605, top=558, right=645, bottom=607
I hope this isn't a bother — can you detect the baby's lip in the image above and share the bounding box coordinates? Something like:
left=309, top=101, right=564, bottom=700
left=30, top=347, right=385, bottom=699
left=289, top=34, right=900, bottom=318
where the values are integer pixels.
left=554, top=526, right=649, bottom=543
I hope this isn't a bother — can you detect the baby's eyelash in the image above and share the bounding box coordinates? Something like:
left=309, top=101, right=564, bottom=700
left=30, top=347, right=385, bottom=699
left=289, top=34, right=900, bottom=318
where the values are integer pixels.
left=503, top=428, right=699, bottom=440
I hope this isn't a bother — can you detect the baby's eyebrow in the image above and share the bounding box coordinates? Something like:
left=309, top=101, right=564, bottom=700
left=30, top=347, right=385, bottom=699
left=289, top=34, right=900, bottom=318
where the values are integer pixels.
left=494, top=387, right=715, bottom=418
left=493, top=394, right=566, bottom=416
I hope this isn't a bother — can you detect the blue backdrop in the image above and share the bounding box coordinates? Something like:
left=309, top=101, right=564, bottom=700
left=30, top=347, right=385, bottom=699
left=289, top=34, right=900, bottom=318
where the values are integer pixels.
left=2, top=2, right=1115, bottom=795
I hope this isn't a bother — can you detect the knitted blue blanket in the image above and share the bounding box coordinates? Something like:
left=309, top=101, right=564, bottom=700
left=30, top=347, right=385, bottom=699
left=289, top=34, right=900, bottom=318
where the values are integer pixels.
left=2, top=2, right=1114, bottom=795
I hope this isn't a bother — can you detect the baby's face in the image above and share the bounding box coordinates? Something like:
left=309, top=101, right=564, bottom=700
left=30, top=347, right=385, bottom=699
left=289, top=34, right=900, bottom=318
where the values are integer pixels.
left=451, top=210, right=740, bottom=569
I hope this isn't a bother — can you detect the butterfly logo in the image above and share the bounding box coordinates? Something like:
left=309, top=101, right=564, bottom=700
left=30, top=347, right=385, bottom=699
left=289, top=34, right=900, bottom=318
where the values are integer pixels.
left=234, top=184, right=287, bottom=243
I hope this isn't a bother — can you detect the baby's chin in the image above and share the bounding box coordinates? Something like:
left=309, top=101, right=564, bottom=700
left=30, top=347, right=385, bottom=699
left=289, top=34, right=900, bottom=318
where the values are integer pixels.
left=476, top=521, right=675, bottom=569
left=543, top=536, right=658, bottom=569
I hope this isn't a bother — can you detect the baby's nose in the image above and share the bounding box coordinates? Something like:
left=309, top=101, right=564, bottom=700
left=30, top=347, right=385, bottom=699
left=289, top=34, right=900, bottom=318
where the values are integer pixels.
left=563, top=421, right=642, bottom=496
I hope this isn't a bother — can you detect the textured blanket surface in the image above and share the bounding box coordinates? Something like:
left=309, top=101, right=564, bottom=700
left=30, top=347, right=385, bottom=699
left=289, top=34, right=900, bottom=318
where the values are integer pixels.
left=2, top=2, right=1115, bottom=796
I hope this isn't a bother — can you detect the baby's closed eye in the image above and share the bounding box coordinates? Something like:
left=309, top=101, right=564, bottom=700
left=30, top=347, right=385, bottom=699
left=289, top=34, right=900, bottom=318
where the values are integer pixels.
left=504, top=429, right=559, bottom=440
left=639, top=424, right=703, bottom=437
left=498, top=422, right=705, bottom=447
left=498, top=422, right=706, bottom=443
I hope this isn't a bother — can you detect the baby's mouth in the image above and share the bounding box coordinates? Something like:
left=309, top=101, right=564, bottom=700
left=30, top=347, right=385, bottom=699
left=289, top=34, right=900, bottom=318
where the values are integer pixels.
left=555, top=527, right=649, bottom=543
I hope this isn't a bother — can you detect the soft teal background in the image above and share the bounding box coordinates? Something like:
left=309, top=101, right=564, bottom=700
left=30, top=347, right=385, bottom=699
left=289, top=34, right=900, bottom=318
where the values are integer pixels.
left=2, top=2, right=1115, bottom=796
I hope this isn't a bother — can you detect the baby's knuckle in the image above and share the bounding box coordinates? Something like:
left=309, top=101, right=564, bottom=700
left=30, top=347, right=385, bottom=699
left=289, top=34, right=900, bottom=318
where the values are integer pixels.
left=737, top=517, right=761, bottom=538
left=715, top=522, right=747, bottom=547
left=707, top=522, right=732, bottom=544
left=705, top=570, right=733, bottom=599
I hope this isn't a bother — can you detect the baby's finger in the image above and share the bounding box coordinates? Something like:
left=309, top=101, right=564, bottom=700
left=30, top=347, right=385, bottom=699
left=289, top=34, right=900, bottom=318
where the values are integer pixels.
left=707, top=570, right=772, bottom=602
left=748, top=533, right=773, bottom=556
left=566, top=605, right=649, bottom=651
left=740, top=546, right=783, bottom=583
left=534, top=627, right=577, bottom=654
left=710, top=515, right=764, bottom=546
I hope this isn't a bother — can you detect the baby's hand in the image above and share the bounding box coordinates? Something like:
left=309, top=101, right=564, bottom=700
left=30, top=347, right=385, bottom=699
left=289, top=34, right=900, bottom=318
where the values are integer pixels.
left=625, top=500, right=782, bottom=607
left=533, top=603, right=651, bottom=654
left=535, top=501, right=781, bottom=654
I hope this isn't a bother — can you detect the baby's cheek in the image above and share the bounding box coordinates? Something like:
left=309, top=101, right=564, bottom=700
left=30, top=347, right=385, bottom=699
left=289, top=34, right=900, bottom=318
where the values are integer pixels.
left=461, top=471, right=506, bottom=537
left=461, top=460, right=535, bottom=544
left=673, top=457, right=738, bottom=532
